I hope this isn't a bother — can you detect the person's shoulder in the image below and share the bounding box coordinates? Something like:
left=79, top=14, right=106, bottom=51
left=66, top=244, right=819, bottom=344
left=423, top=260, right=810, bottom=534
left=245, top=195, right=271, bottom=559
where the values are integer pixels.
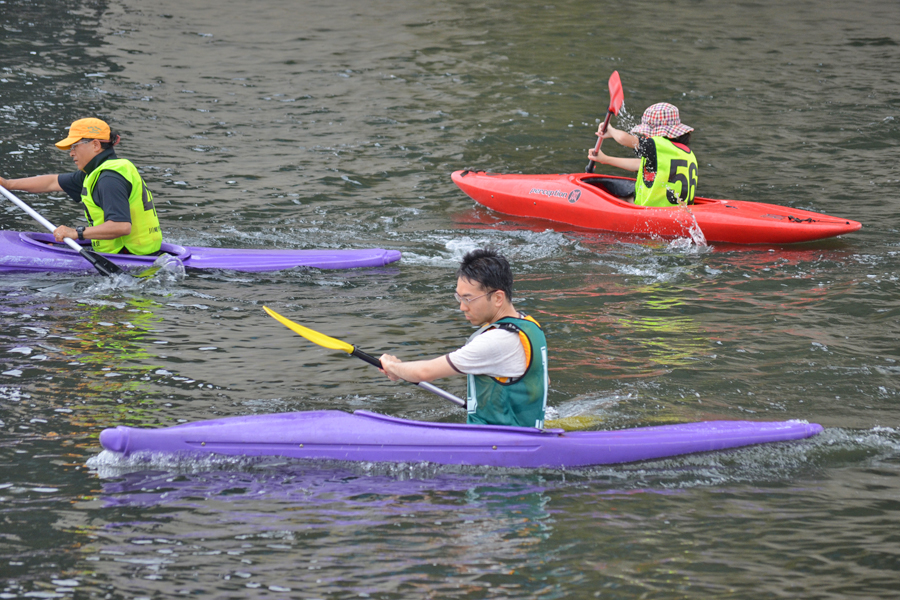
left=480, top=325, right=519, bottom=339
left=636, top=136, right=655, bottom=155
left=93, top=168, right=133, bottom=202
left=95, top=168, right=131, bottom=187
left=97, top=168, right=128, bottom=180
left=64, top=168, right=85, bottom=183
left=57, top=170, right=84, bottom=197
left=496, top=313, right=542, bottom=328
left=465, top=327, right=520, bottom=354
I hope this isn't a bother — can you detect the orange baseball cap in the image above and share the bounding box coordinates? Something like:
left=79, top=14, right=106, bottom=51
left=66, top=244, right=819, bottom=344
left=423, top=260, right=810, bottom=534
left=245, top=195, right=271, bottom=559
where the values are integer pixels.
left=55, top=118, right=111, bottom=150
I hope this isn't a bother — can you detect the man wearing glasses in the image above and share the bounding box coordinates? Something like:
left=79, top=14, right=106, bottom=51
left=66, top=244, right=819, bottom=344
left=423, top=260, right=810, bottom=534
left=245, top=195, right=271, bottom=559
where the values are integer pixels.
left=380, top=248, right=549, bottom=428
left=0, top=118, right=162, bottom=255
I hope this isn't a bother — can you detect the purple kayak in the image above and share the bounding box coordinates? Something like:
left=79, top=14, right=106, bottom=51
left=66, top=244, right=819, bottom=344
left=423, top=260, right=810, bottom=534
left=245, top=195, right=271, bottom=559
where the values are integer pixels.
left=0, top=231, right=401, bottom=273
left=99, top=409, right=823, bottom=468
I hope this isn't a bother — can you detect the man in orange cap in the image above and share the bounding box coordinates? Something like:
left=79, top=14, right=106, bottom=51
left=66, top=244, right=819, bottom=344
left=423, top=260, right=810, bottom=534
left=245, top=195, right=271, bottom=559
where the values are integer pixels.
left=0, top=118, right=162, bottom=255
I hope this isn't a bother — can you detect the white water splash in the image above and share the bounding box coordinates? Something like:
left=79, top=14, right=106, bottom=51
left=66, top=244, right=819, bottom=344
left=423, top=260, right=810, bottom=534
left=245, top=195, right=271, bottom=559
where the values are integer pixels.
left=680, top=202, right=707, bottom=247
left=86, top=448, right=263, bottom=478
left=401, top=230, right=576, bottom=267
left=138, top=252, right=187, bottom=282
left=663, top=204, right=708, bottom=252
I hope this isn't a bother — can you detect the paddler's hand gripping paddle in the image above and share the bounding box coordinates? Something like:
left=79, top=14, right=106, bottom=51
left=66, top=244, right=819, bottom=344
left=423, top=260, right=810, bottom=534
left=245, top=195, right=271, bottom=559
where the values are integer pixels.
left=264, top=306, right=465, bottom=407
left=0, top=184, right=123, bottom=277
left=585, top=70, right=625, bottom=174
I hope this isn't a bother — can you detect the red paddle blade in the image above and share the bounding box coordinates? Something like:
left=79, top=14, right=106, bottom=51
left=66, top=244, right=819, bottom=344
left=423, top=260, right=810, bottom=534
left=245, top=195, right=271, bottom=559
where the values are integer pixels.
left=608, top=71, right=624, bottom=115
left=586, top=71, right=626, bottom=173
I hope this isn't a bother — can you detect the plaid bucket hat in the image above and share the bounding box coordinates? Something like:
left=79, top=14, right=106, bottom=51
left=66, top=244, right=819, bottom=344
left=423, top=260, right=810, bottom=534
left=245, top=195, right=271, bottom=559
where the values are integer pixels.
left=630, top=103, right=693, bottom=138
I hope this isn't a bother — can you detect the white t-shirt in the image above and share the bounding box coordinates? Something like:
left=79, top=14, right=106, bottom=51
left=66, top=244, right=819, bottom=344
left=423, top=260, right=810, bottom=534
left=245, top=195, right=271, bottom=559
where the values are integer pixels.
left=446, top=327, right=526, bottom=379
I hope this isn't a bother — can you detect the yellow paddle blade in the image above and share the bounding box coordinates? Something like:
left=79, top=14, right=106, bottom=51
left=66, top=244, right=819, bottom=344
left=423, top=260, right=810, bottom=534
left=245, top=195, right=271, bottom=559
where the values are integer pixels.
left=263, top=306, right=354, bottom=354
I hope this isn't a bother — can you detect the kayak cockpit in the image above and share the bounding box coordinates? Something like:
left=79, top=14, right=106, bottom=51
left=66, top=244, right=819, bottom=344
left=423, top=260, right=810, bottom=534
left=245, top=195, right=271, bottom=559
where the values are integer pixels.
left=580, top=176, right=635, bottom=199
left=578, top=175, right=722, bottom=207
left=18, top=231, right=191, bottom=263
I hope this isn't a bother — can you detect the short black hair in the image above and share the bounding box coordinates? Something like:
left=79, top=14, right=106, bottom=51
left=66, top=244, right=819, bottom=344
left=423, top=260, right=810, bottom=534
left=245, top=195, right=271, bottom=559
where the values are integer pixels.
left=457, top=248, right=513, bottom=300
left=671, top=131, right=691, bottom=146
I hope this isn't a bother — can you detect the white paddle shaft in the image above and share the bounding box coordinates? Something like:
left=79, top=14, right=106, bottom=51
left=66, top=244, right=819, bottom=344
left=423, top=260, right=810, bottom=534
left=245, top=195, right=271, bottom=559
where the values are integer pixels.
left=0, top=185, right=84, bottom=252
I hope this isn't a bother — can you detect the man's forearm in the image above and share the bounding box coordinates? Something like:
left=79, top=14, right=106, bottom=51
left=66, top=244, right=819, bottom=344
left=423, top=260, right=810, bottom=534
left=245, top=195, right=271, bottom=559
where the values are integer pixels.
left=386, top=355, right=458, bottom=383
left=0, top=174, right=63, bottom=194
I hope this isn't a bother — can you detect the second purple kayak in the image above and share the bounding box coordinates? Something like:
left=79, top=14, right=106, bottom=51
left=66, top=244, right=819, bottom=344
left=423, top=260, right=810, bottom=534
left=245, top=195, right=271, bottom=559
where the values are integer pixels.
left=99, top=409, right=823, bottom=468
left=0, top=231, right=401, bottom=273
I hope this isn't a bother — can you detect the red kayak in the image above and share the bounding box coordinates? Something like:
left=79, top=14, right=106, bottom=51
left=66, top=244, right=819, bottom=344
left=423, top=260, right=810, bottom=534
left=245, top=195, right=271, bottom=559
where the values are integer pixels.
left=451, top=170, right=861, bottom=245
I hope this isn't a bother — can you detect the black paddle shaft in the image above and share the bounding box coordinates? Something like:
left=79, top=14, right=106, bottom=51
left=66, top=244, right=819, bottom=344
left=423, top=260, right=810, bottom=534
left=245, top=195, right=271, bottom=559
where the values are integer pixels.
left=351, top=347, right=383, bottom=369
left=77, top=247, right=122, bottom=276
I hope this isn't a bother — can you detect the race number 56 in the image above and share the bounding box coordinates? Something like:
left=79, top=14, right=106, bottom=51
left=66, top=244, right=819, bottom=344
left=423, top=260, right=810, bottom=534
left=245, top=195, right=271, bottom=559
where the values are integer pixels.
left=668, top=159, right=698, bottom=204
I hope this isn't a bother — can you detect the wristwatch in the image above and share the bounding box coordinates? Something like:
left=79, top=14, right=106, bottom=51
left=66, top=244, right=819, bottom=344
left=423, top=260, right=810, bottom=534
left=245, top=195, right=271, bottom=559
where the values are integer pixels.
left=75, top=226, right=85, bottom=241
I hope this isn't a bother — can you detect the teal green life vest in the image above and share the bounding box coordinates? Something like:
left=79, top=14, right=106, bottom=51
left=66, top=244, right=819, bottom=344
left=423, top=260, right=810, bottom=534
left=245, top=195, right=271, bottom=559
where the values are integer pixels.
left=466, top=314, right=548, bottom=429
left=635, top=137, right=698, bottom=207
left=81, top=158, right=162, bottom=255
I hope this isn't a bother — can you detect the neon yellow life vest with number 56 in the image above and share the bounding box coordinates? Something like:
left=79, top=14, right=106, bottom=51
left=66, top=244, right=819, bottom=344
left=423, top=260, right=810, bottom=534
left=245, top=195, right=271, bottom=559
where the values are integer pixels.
left=81, top=159, right=162, bottom=255
left=635, top=137, right=698, bottom=207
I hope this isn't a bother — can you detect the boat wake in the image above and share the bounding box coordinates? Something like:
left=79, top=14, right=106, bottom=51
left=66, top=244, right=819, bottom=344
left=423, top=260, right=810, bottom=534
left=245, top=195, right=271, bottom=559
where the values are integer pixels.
left=399, top=230, right=573, bottom=268
left=87, top=448, right=264, bottom=479
left=32, top=252, right=187, bottom=297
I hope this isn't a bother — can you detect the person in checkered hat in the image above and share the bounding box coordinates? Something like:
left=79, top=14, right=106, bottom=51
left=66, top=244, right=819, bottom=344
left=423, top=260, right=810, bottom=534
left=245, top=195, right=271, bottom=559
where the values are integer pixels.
left=0, top=118, right=162, bottom=255
left=588, top=102, right=698, bottom=207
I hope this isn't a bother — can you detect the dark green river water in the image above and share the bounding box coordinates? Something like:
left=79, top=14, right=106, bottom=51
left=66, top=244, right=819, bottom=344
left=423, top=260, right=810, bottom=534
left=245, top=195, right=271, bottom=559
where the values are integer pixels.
left=2, top=0, right=899, bottom=597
